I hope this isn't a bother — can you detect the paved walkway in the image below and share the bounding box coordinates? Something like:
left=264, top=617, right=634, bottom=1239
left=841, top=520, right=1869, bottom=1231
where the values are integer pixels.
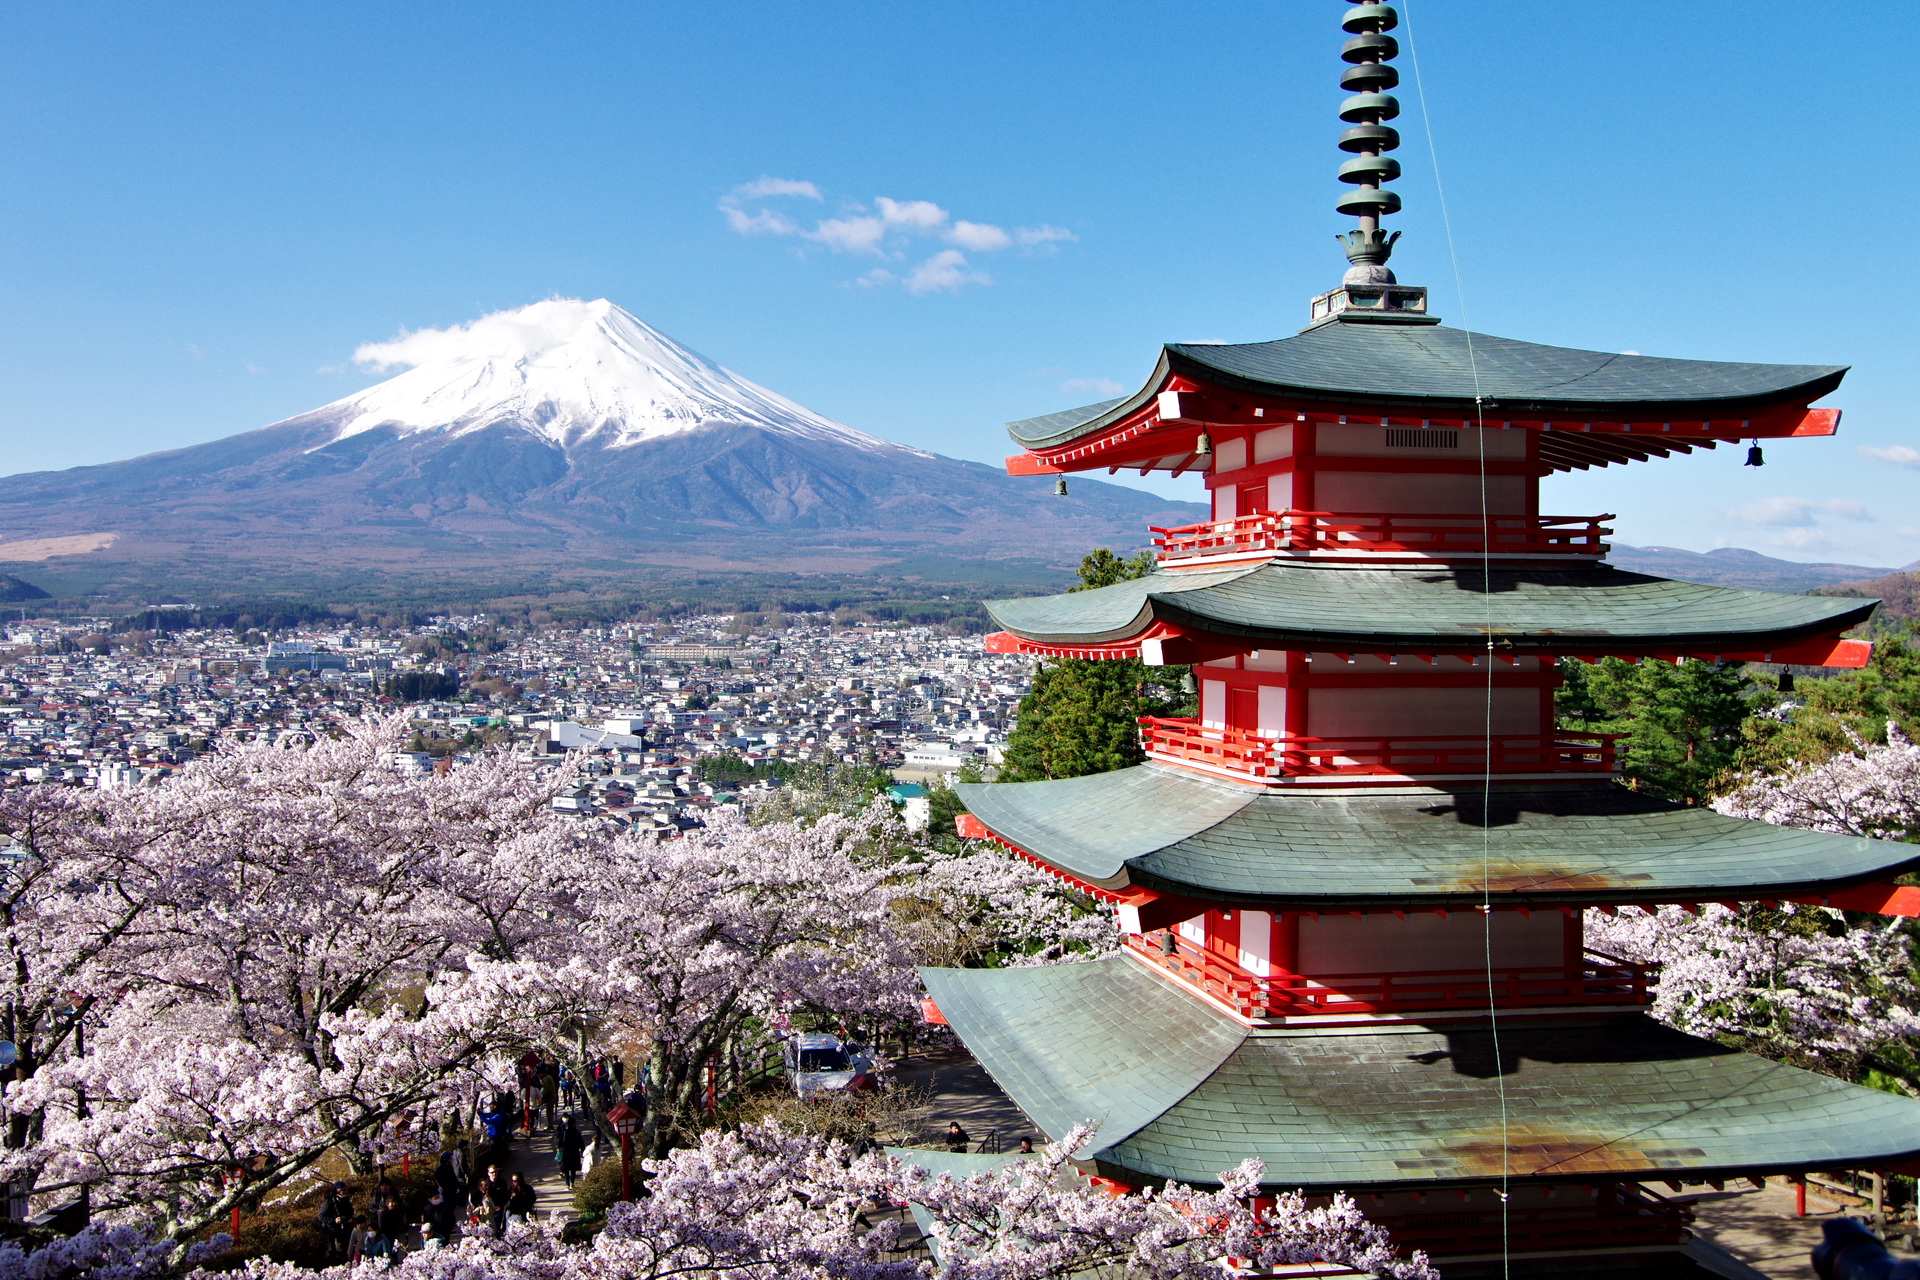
left=1685, top=1179, right=1917, bottom=1280
left=493, top=1111, right=588, bottom=1223
left=893, top=1046, right=1038, bottom=1153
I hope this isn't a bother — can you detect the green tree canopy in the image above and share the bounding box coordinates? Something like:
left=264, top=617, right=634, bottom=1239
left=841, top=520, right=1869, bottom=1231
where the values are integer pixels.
left=1557, top=656, right=1754, bottom=804
left=1736, top=629, right=1920, bottom=773
left=997, top=549, right=1191, bottom=783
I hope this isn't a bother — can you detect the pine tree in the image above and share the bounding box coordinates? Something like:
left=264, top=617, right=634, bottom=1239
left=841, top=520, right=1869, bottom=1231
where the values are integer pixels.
left=997, top=549, right=1190, bottom=783
left=1559, top=656, right=1754, bottom=803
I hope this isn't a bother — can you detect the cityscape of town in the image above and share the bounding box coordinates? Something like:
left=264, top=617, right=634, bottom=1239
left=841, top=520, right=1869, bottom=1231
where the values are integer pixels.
left=0, top=611, right=1031, bottom=832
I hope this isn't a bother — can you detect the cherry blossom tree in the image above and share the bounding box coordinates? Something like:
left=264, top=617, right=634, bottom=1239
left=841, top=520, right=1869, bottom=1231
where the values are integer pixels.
left=210, top=1121, right=1434, bottom=1280
left=456, top=802, right=923, bottom=1160
left=1712, top=723, right=1920, bottom=840
left=1, top=718, right=578, bottom=1248
left=1588, top=723, right=1920, bottom=1086
left=1587, top=903, right=1920, bottom=1079
left=894, top=840, right=1116, bottom=969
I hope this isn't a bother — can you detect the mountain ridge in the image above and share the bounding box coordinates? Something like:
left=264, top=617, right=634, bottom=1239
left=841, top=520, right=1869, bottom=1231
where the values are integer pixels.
left=0, top=300, right=1203, bottom=600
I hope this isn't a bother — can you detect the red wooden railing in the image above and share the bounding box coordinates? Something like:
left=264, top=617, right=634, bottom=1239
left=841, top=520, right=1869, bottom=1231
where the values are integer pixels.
left=1149, top=510, right=1612, bottom=560
left=1139, top=718, right=1619, bottom=780
left=1126, top=935, right=1652, bottom=1020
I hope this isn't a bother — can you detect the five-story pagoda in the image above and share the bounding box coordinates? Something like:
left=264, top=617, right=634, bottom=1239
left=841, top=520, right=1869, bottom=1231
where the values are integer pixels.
left=924, top=4, right=1920, bottom=1275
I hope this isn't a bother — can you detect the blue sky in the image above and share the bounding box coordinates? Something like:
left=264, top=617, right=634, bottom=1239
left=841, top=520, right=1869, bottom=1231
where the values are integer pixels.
left=1, top=1, right=1914, bottom=566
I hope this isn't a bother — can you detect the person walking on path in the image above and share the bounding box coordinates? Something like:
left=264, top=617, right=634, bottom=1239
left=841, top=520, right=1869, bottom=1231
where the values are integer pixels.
left=945, top=1121, right=970, bottom=1153
left=317, top=1183, right=354, bottom=1260
left=554, top=1117, right=584, bottom=1191
left=539, top=1065, right=559, bottom=1130
left=425, top=1189, right=457, bottom=1247
left=468, top=1168, right=492, bottom=1234
left=505, top=1173, right=536, bottom=1227
left=486, top=1169, right=511, bottom=1237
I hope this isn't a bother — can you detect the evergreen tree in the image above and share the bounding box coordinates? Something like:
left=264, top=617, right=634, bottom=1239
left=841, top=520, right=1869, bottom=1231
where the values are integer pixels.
left=1736, top=628, right=1920, bottom=772
left=997, top=549, right=1190, bottom=783
left=1558, top=657, right=1754, bottom=804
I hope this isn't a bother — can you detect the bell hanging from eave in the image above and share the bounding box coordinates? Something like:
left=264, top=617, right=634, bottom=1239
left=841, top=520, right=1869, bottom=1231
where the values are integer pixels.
left=1054, top=476, right=1069, bottom=496
left=1194, top=431, right=1214, bottom=456
left=1745, top=440, right=1765, bottom=467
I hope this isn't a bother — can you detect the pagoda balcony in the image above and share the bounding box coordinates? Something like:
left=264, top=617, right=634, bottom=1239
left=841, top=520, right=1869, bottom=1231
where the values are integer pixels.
left=1125, top=934, right=1653, bottom=1022
left=1150, top=510, right=1611, bottom=562
left=1139, top=717, right=1619, bottom=782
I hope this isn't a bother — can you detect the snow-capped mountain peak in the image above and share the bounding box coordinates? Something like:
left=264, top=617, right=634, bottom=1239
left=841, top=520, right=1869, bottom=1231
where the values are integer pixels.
left=310, top=297, right=925, bottom=456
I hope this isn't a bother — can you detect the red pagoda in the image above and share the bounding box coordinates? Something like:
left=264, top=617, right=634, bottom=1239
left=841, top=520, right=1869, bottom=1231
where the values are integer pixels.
left=924, top=4, right=1920, bottom=1276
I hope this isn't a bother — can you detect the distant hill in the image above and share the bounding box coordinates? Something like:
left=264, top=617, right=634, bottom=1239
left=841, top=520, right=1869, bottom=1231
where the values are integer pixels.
left=0, top=574, right=50, bottom=602
left=1607, top=544, right=1899, bottom=592
left=1814, top=570, right=1920, bottom=626
left=0, top=299, right=1205, bottom=601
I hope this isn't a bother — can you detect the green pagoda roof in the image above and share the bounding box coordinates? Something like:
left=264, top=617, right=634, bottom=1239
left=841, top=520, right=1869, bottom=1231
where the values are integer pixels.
left=985, top=562, right=1875, bottom=655
left=1007, top=325, right=1845, bottom=450
left=956, top=768, right=1920, bottom=908
left=921, top=956, right=1920, bottom=1191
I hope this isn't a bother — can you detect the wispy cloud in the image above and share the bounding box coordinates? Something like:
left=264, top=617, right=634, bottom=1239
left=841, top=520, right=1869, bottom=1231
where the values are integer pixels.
left=1723, top=496, right=1871, bottom=527
left=1861, top=444, right=1920, bottom=469
left=1721, top=495, right=1872, bottom=552
left=1061, top=377, right=1126, bottom=397
left=720, top=178, right=1075, bottom=295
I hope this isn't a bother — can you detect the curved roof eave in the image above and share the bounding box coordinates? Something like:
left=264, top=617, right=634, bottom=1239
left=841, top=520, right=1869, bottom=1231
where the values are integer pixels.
left=982, top=564, right=1880, bottom=654
left=1004, top=328, right=1848, bottom=454
left=957, top=769, right=1920, bottom=908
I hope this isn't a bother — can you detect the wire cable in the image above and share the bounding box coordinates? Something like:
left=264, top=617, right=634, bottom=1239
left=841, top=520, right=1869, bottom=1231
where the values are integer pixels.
left=1400, top=5, right=1512, bottom=1274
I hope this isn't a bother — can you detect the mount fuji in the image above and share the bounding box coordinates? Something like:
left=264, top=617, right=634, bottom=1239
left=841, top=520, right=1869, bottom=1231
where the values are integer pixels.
left=0, top=299, right=1202, bottom=596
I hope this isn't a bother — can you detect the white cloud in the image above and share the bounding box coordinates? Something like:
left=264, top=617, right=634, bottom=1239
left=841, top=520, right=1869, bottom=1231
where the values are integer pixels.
left=947, top=220, right=1012, bottom=251
left=1061, top=377, right=1126, bottom=397
left=806, top=215, right=889, bottom=254
left=354, top=297, right=604, bottom=372
left=1722, top=496, right=1871, bottom=527
left=904, top=250, right=990, bottom=295
left=875, top=197, right=948, bottom=229
left=1013, top=224, right=1077, bottom=248
left=1861, top=444, right=1920, bottom=469
left=727, top=176, right=822, bottom=202
left=245, top=363, right=267, bottom=375
left=719, top=177, right=1070, bottom=294
left=1765, top=527, right=1840, bottom=551
left=722, top=206, right=800, bottom=237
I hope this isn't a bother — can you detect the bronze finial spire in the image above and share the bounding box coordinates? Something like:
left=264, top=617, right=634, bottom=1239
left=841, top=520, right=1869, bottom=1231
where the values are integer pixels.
left=1308, top=2, right=1435, bottom=326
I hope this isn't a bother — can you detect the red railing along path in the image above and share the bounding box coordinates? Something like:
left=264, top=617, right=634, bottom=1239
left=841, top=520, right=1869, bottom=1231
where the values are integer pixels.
left=1150, top=510, right=1612, bottom=560
left=1125, top=934, right=1652, bottom=1021
left=1139, top=717, right=1619, bottom=780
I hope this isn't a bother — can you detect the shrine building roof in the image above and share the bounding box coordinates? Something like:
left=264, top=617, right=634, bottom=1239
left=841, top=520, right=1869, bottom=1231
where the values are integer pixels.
left=984, top=562, right=1875, bottom=656
left=920, top=956, right=1920, bottom=1192
left=955, top=768, right=1920, bottom=908
left=1007, top=324, right=1846, bottom=451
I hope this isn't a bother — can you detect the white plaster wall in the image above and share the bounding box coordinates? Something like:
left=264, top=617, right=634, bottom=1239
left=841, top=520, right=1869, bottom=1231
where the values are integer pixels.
left=1215, top=438, right=1248, bottom=471
left=1238, top=910, right=1274, bottom=976
left=1313, top=471, right=1527, bottom=516
left=1308, top=686, right=1542, bottom=737
left=1200, top=680, right=1226, bottom=730
left=1296, top=911, right=1564, bottom=974
left=1253, top=426, right=1294, bottom=463
left=1212, top=484, right=1236, bottom=521
left=1258, top=686, right=1286, bottom=737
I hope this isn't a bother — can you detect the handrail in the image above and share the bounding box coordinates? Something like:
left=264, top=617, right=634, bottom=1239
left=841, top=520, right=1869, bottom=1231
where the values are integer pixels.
left=1126, top=935, right=1652, bottom=1019
left=1138, top=717, right=1620, bottom=779
left=1150, top=510, right=1613, bottom=560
